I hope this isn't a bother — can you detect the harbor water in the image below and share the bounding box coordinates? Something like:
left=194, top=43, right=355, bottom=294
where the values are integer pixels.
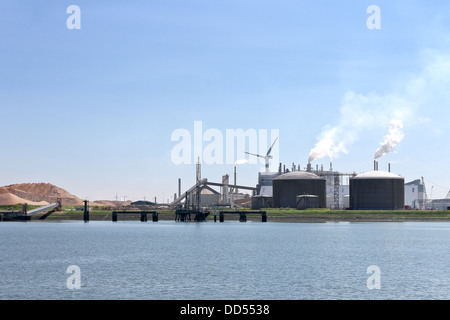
left=0, top=220, right=449, bottom=300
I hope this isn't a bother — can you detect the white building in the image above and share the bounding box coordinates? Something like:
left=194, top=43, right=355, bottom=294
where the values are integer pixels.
left=404, top=179, right=426, bottom=209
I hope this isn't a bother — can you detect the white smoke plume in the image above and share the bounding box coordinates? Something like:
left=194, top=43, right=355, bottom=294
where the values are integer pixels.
left=374, top=120, right=405, bottom=159
left=308, top=50, right=450, bottom=164
left=308, top=91, right=413, bottom=163
left=235, top=159, right=249, bottom=165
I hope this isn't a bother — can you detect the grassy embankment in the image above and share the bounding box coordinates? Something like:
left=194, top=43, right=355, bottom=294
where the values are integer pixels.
left=1, top=204, right=449, bottom=222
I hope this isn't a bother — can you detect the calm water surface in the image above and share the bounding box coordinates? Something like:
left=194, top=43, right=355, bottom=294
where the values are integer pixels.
left=0, top=220, right=449, bottom=300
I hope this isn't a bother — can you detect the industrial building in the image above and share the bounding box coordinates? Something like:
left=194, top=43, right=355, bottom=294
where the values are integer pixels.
left=425, top=198, right=450, bottom=210
left=404, top=179, right=427, bottom=209
left=187, top=185, right=221, bottom=207
left=255, top=172, right=282, bottom=196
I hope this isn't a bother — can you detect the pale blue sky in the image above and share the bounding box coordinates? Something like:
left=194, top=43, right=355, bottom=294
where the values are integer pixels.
left=1, top=1, right=449, bottom=201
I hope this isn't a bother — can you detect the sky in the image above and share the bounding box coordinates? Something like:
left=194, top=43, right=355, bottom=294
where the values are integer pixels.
left=1, top=0, right=450, bottom=201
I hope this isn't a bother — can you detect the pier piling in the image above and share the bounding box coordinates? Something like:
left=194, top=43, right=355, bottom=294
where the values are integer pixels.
left=218, top=210, right=267, bottom=222
left=83, top=200, right=89, bottom=222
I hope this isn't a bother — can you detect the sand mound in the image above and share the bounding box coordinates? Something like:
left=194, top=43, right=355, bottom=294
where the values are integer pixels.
left=0, top=193, right=49, bottom=206
left=0, top=183, right=84, bottom=206
left=92, top=200, right=132, bottom=207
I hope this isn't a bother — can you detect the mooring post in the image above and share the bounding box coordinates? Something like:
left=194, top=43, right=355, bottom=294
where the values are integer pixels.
left=152, top=212, right=158, bottom=222
left=239, top=213, right=247, bottom=222
left=83, top=200, right=89, bottom=222
left=219, top=211, right=224, bottom=222
left=140, top=212, right=147, bottom=222
left=112, top=211, right=117, bottom=222
left=261, top=211, right=267, bottom=222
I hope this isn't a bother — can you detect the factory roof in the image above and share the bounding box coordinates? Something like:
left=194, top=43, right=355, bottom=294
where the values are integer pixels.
left=273, top=171, right=325, bottom=180
left=352, top=170, right=404, bottom=180
left=199, top=185, right=220, bottom=194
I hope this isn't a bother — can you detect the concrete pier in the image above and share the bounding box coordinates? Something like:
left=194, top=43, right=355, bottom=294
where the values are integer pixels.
left=112, top=210, right=159, bottom=222
left=218, top=211, right=267, bottom=222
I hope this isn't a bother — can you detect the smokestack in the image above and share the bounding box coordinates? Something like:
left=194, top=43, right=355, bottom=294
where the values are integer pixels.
left=307, top=163, right=312, bottom=172
left=196, top=157, right=201, bottom=183
left=374, top=160, right=377, bottom=171
left=330, top=162, right=333, bottom=172
left=388, top=163, right=391, bottom=172
left=222, top=174, right=229, bottom=204
left=234, top=165, right=238, bottom=194
left=178, top=178, right=181, bottom=198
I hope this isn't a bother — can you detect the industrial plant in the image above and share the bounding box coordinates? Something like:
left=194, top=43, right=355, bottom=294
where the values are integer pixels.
left=2, top=134, right=448, bottom=223
left=167, top=154, right=450, bottom=213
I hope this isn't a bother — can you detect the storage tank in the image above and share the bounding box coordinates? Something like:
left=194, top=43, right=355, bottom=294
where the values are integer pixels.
left=343, top=195, right=350, bottom=209
left=349, top=170, right=404, bottom=210
left=251, top=195, right=273, bottom=210
left=296, top=195, right=319, bottom=210
left=273, top=171, right=326, bottom=208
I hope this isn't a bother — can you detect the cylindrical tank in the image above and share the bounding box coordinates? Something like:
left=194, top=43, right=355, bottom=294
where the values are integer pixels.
left=273, top=171, right=326, bottom=208
left=251, top=195, right=273, bottom=210
left=349, top=170, right=404, bottom=210
left=343, top=195, right=350, bottom=209
left=296, top=195, right=319, bottom=210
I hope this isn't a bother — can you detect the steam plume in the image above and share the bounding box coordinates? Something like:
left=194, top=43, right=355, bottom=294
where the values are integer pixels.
left=308, top=91, right=412, bottom=163
left=374, top=120, right=404, bottom=159
left=307, top=50, right=449, bottom=164
left=235, top=159, right=249, bottom=165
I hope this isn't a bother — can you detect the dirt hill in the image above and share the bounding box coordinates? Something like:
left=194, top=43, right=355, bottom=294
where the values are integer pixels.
left=0, top=183, right=84, bottom=206
left=0, top=193, right=49, bottom=206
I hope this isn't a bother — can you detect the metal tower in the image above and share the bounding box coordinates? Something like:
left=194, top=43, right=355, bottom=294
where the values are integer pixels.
left=196, top=157, right=201, bottom=210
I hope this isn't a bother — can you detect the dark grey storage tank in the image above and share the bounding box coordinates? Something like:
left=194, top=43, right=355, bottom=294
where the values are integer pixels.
left=349, top=170, right=404, bottom=210
left=251, top=195, right=273, bottom=210
left=296, top=195, right=319, bottom=210
left=273, top=171, right=326, bottom=208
